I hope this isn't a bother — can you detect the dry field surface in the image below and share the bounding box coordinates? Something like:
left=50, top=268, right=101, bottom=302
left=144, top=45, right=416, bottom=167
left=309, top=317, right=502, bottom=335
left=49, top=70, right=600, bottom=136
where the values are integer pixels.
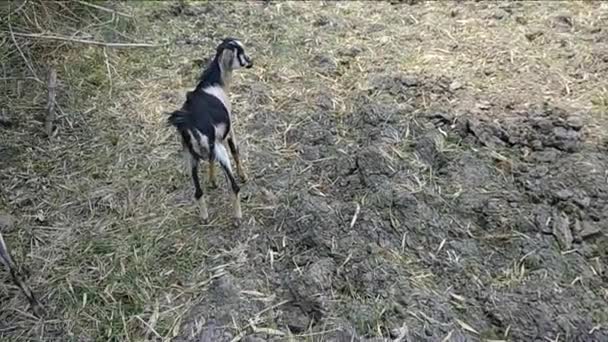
left=1, top=1, right=608, bottom=341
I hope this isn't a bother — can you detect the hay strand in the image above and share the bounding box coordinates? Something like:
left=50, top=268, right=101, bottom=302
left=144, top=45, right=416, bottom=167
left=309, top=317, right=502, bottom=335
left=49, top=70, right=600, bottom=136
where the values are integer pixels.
left=5, top=31, right=165, bottom=48
left=45, top=68, right=57, bottom=137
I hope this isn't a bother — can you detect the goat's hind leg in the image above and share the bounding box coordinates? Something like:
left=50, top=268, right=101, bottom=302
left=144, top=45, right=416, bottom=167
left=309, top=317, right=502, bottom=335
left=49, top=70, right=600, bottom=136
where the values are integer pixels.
left=207, top=160, right=218, bottom=189
left=189, top=152, right=209, bottom=223
left=213, top=143, right=242, bottom=226
left=227, top=130, right=247, bottom=183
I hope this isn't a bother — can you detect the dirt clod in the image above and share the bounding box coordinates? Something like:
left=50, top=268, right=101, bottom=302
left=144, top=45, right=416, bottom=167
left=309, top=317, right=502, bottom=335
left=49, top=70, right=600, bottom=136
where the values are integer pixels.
left=449, top=80, right=463, bottom=91
left=553, top=211, right=573, bottom=250
left=308, top=257, right=336, bottom=289
left=0, top=110, right=11, bottom=127
left=0, top=213, right=14, bottom=231
left=312, top=55, right=338, bottom=76
left=242, top=336, right=266, bottom=342
left=525, top=30, right=544, bottom=41
left=579, top=221, right=602, bottom=239
left=554, top=14, right=574, bottom=28
left=554, top=189, right=574, bottom=201
left=566, top=115, right=584, bottom=130
left=338, top=47, right=362, bottom=58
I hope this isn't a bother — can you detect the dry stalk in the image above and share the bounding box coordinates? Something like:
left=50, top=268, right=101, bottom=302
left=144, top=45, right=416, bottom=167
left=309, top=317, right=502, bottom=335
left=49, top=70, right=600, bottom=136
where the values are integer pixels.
left=74, top=0, right=133, bottom=18
left=349, top=203, right=360, bottom=229
left=5, top=31, right=165, bottom=48
left=45, top=68, right=57, bottom=137
left=7, top=17, right=42, bottom=84
left=0, top=232, right=45, bottom=318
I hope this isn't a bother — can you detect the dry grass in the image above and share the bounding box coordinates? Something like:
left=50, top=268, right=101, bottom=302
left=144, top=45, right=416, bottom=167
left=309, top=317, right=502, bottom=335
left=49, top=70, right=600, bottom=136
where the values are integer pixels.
left=1, top=1, right=608, bottom=341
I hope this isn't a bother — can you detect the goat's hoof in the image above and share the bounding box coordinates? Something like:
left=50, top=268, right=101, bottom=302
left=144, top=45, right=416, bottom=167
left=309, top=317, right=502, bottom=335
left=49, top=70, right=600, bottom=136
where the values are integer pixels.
left=232, top=217, right=242, bottom=227
left=238, top=173, right=248, bottom=183
left=199, top=210, right=209, bottom=224
left=208, top=181, right=218, bottom=189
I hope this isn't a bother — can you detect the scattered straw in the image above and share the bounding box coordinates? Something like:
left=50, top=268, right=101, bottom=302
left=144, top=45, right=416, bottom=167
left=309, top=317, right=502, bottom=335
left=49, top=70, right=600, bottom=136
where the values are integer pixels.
left=2, top=1, right=607, bottom=341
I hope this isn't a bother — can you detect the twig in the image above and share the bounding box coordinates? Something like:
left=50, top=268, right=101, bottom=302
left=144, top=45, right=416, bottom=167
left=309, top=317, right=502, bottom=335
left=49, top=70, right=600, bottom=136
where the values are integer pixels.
left=1, top=108, right=10, bottom=127
left=7, top=17, right=42, bottom=84
left=5, top=31, right=165, bottom=48
left=392, top=324, right=410, bottom=342
left=254, top=299, right=290, bottom=318
left=0, top=76, right=40, bottom=81
left=2, top=63, right=6, bottom=98
left=45, top=68, right=57, bottom=138
left=9, top=0, right=29, bottom=17
left=336, top=252, right=352, bottom=276
left=75, top=0, right=133, bottom=18
left=0, top=232, right=45, bottom=318
left=136, top=315, right=161, bottom=340
left=228, top=300, right=290, bottom=342
left=251, top=324, right=285, bottom=337
left=103, top=47, right=113, bottom=98
left=349, top=203, right=360, bottom=229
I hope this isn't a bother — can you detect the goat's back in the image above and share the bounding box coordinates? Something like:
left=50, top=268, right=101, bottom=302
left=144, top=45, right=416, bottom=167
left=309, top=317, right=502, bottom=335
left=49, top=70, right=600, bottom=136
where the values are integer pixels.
left=169, top=89, right=231, bottom=142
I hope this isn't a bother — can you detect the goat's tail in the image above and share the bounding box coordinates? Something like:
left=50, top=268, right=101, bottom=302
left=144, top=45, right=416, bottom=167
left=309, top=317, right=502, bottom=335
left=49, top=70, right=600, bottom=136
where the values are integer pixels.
left=167, top=109, right=201, bottom=159
left=167, top=110, right=191, bottom=131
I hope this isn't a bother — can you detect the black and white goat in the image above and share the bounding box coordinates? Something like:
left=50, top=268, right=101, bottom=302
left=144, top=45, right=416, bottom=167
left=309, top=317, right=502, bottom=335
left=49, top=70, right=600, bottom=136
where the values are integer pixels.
left=168, top=38, right=253, bottom=225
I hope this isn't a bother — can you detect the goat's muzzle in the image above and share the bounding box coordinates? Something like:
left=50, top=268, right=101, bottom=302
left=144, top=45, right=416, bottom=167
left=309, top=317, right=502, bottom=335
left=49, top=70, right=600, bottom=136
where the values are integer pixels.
left=243, top=55, right=253, bottom=69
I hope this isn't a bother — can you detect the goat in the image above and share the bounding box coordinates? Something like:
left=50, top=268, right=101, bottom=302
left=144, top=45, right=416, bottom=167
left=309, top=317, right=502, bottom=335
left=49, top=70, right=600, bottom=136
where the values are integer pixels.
left=168, top=38, right=253, bottom=226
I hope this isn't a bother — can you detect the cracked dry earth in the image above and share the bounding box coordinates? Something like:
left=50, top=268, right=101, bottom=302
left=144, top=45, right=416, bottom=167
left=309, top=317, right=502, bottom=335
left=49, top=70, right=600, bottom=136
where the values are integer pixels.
left=150, top=2, right=608, bottom=342
left=174, top=81, right=608, bottom=342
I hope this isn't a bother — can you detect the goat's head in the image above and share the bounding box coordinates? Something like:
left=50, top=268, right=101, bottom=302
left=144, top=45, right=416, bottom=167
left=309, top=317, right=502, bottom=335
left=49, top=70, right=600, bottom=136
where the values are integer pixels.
left=216, top=37, right=253, bottom=71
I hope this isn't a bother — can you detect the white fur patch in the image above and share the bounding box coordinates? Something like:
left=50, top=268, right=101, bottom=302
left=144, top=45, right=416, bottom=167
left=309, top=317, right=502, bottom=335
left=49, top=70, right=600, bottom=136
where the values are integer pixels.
left=187, top=129, right=209, bottom=157
left=215, top=122, right=227, bottom=140
left=213, top=143, right=232, bottom=172
left=232, top=56, right=242, bottom=69
left=187, top=130, right=200, bottom=155
left=203, top=85, right=231, bottom=114
left=195, top=130, right=210, bottom=151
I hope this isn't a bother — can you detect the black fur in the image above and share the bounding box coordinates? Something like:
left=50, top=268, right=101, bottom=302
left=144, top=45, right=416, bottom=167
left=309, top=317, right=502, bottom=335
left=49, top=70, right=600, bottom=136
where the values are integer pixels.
left=197, top=56, right=224, bottom=89
left=167, top=88, right=230, bottom=163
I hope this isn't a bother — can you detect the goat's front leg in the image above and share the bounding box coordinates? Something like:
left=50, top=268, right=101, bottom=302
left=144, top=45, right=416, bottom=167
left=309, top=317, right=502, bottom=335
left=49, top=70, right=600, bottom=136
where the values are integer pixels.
left=227, top=129, right=247, bottom=183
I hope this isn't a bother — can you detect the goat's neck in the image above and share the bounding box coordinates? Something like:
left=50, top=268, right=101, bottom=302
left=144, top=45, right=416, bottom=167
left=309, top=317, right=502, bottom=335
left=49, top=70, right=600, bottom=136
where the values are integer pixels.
left=218, top=60, right=233, bottom=93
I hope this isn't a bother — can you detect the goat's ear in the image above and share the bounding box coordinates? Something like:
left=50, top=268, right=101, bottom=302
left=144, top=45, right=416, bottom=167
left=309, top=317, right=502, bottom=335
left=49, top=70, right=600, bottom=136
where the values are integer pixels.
left=218, top=37, right=231, bottom=49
